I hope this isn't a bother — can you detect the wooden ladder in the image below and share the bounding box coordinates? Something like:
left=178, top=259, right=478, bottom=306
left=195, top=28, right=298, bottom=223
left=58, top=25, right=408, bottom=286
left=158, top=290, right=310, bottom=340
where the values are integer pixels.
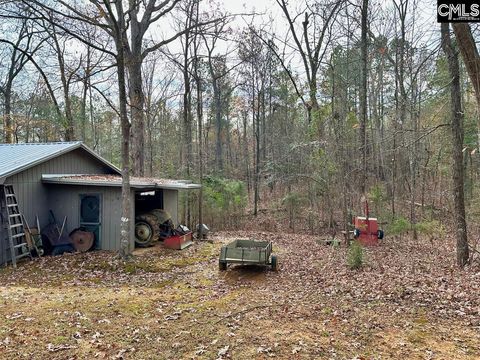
left=3, top=185, right=30, bottom=267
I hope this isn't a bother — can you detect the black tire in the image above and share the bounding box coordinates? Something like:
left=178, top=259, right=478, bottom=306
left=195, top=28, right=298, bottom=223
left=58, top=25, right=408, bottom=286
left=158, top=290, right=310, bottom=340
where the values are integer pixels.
left=271, top=255, right=279, bottom=271
left=353, top=228, right=361, bottom=238
left=135, top=213, right=160, bottom=247
left=377, top=229, right=384, bottom=240
left=219, top=261, right=227, bottom=271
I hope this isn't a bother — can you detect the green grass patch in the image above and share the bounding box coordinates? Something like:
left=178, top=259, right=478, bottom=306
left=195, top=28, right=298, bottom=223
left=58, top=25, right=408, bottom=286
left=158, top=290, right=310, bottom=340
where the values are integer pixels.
left=51, top=335, right=69, bottom=345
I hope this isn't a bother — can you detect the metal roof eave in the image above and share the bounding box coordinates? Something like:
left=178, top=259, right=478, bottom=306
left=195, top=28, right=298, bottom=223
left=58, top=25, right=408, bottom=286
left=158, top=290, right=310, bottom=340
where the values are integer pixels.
left=1, top=142, right=80, bottom=179
left=41, top=175, right=201, bottom=190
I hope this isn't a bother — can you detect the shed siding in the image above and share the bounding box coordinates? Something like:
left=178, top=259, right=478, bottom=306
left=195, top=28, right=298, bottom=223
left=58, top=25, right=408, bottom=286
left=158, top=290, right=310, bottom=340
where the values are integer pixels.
left=46, top=185, right=135, bottom=252
left=163, top=189, right=179, bottom=226
left=5, top=148, right=117, bottom=228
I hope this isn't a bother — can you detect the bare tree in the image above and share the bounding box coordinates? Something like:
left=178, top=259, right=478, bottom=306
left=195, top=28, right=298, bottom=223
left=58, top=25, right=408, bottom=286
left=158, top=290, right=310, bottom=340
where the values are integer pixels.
left=21, top=0, right=223, bottom=176
left=275, top=0, right=343, bottom=127
left=202, top=16, right=238, bottom=173
left=43, top=17, right=82, bottom=140
left=124, top=0, right=182, bottom=176
left=359, top=0, right=368, bottom=193
left=192, top=0, right=204, bottom=238
left=441, top=23, right=469, bottom=267
left=0, top=18, right=41, bottom=143
left=239, top=27, right=267, bottom=216
left=142, top=56, right=176, bottom=176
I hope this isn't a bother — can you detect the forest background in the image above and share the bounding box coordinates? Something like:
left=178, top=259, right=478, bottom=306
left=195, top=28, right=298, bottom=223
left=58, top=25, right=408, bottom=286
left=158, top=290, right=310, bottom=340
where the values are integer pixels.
left=0, top=0, right=478, bottom=265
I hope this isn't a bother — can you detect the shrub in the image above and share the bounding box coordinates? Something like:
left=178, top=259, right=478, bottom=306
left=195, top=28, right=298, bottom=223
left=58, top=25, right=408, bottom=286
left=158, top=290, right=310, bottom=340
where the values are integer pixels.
left=202, top=176, right=247, bottom=229
left=415, top=220, right=445, bottom=238
left=388, top=216, right=410, bottom=235
left=347, top=240, right=364, bottom=269
left=368, top=184, right=386, bottom=205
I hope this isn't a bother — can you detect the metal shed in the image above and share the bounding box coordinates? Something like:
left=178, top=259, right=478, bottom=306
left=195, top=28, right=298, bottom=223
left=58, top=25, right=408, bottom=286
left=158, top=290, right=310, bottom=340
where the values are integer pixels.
left=0, top=142, right=199, bottom=266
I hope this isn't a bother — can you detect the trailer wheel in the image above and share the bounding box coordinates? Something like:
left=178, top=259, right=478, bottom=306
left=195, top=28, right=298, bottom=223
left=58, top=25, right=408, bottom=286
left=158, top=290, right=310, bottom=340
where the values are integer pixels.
left=135, top=214, right=160, bottom=247
left=377, top=229, right=384, bottom=240
left=271, top=255, right=279, bottom=271
left=353, top=228, right=361, bottom=238
left=219, top=261, right=227, bottom=271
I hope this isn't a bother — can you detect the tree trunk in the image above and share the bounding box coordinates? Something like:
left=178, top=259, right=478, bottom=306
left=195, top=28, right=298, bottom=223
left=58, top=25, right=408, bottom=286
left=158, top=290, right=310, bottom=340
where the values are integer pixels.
left=359, top=0, right=368, bottom=194
left=214, top=82, right=223, bottom=172
left=115, top=3, right=132, bottom=260
left=128, top=59, right=145, bottom=176
left=261, top=88, right=266, bottom=161
left=243, top=109, right=250, bottom=194
left=192, top=0, right=203, bottom=238
left=51, top=27, right=75, bottom=141
left=452, top=24, right=480, bottom=108
left=452, top=23, right=480, bottom=150
left=183, top=33, right=193, bottom=178
left=441, top=23, right=469, bottom=267
left=4, top=80, right=13, bottom=143
left=86, top=68, right=96, bottom=147
left=253, top=70, right=260, bottom=216
left=308, top=82, right=319, bottom=128
left=81, top=78, right=88, bottom=141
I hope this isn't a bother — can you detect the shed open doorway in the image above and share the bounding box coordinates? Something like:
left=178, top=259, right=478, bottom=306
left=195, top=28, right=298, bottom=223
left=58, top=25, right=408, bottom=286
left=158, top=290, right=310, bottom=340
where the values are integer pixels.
left=134, top=190, right=163, bottom=216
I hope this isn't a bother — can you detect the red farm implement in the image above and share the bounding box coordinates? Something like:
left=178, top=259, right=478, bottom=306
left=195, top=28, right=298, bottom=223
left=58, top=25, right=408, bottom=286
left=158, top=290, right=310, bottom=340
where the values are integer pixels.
left=353, top=198, right=384, bottom=246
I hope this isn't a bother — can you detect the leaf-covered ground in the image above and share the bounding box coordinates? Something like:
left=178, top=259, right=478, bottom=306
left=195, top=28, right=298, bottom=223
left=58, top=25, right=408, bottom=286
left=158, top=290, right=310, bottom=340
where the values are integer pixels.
left=0, top=232, right=479, bottom=359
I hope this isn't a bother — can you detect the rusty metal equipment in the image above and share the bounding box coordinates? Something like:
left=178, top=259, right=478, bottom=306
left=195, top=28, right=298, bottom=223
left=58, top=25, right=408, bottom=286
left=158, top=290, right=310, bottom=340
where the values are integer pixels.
left=164, top=225, right=193, bottom=250
left=134, top=209, right=172, bottom=247
left=219, top=239, right=278, bottom=271
left=134, top=213, right=160, bottom=247
left=70, top=228, right=94, bottom=252
left=353, top=198, right=384, bottom=246
left=134, top=209, right=193, bottom=249
left=42, top=211, right=74, bottom=255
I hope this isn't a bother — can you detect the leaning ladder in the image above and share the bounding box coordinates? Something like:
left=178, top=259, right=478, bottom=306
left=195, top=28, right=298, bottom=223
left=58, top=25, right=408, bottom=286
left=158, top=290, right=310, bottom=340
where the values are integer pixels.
left=3, top=185, right=30, bottom=267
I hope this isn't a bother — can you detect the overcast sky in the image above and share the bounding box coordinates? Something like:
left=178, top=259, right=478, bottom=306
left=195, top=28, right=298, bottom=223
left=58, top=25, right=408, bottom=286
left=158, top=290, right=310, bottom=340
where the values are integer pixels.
left=223, top=0, right=272, bottom=14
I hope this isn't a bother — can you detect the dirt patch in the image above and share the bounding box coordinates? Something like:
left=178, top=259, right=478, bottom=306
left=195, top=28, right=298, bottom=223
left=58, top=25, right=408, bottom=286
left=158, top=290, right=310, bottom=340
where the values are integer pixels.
left=222, top=265, right=268, bottom=285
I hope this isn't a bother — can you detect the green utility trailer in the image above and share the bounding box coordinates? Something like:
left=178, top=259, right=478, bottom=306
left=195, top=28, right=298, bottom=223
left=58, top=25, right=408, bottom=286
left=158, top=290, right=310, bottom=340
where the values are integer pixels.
left=219, top=239, right=278, bottom=271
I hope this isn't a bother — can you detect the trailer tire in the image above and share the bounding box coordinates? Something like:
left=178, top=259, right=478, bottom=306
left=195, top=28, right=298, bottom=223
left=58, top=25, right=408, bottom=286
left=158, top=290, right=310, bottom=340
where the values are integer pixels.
left=353, top=228, right=361, bottom=238
left=377, top=229, right=384, bottom=240
left=271, top=255, right=279, bottom=271
left=135, top=214, right=160, bottom=247
left=219, top=261, right=227, bottom=271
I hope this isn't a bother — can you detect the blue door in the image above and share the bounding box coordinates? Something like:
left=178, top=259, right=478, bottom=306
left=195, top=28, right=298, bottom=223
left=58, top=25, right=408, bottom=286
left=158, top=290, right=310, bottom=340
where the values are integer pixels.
left=79, top=194, right=101, bottom=248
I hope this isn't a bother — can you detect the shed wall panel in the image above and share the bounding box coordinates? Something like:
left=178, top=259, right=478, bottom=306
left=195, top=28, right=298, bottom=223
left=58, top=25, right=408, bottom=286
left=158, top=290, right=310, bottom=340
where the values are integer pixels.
left=163, top=189, right=179, bottom=226
left=46, top=185, right=129, bottom=251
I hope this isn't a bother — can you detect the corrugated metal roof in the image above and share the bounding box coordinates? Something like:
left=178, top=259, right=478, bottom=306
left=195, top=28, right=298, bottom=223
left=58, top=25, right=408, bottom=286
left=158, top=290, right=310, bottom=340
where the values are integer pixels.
left=42, top=174, right=201, bottom=190
left=0, top=142, right=121, bottom=179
